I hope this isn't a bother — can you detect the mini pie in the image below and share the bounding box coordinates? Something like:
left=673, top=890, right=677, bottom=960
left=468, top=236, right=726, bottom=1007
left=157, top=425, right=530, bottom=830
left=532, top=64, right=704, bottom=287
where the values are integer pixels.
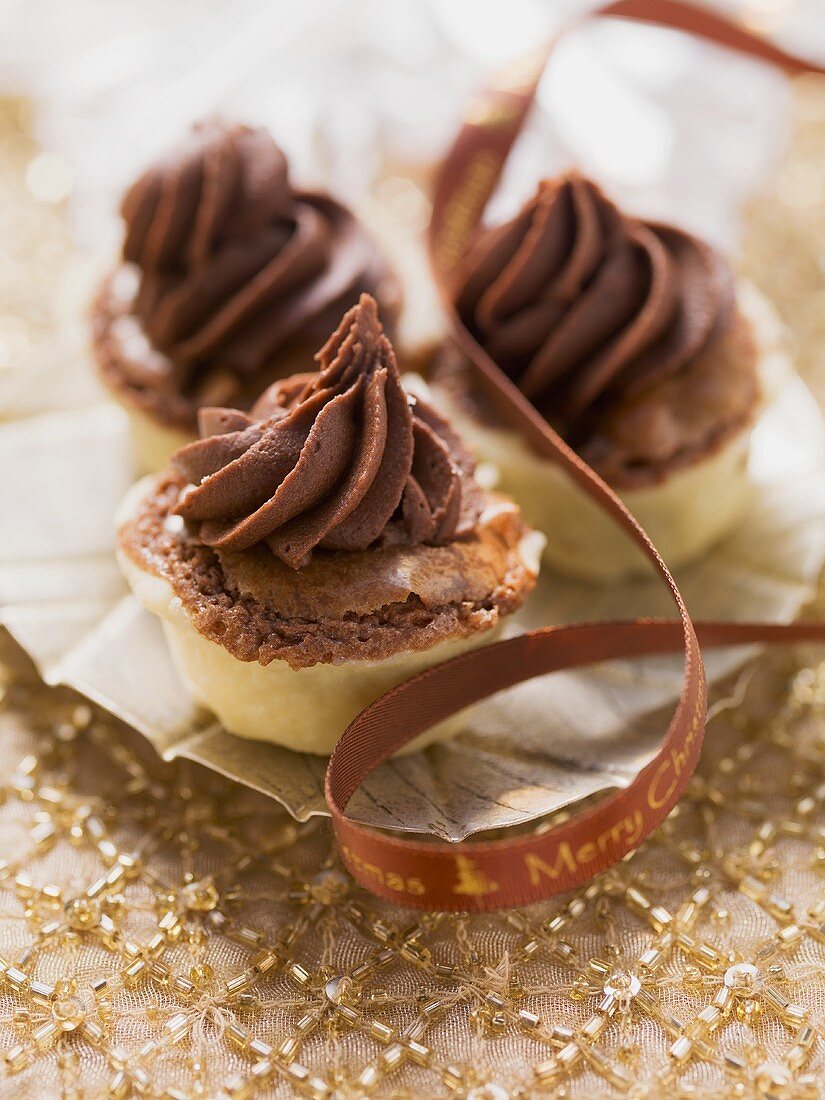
left=433, top=173, right=790, bottom=581
left=92, top=119, right=401, bottom=472
left=117, top=295, right=540, bottom=754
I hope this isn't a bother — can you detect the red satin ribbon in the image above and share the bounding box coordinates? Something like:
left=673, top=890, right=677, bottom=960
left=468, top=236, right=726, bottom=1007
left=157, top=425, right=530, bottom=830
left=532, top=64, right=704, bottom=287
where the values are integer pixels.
left=324, top=1, right=825, bottom=912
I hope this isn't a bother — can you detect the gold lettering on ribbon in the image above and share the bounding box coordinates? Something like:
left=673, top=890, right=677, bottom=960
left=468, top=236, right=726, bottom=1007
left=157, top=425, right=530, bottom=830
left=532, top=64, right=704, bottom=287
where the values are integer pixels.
left=524, top=844, right=578, bottom=885
left=525, top=811, right=646, bottom=886
left=465, top=94, right=521, bottom=128
left=452, top=855, right=499, bottom=897
left=624, top=809, right=645, bottom=848
left=341, top=848, right=425, bottom=897
left=647, top=759, right=676, bottom=811
left=433, top=148, right=499, bottom=276
left=647, top=692, right=704, bottom=810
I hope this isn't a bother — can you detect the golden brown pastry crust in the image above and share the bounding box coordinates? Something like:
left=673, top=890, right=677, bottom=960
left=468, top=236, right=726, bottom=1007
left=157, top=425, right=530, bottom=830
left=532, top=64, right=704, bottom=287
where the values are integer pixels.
left=118, top=474, right=535, bottom=670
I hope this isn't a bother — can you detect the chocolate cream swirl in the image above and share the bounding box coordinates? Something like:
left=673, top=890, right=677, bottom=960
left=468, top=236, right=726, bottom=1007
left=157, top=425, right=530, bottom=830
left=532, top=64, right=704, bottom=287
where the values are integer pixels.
left=454, top=173, right=735, bottom=436
left=173, top=295, right=482, bottom=569
left=119, top=119, right=397, bottom=394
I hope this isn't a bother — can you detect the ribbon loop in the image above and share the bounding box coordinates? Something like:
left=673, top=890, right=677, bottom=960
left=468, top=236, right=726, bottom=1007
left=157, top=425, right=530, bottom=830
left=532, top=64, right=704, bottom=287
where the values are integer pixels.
left=324, top=0, right=825, bottom=912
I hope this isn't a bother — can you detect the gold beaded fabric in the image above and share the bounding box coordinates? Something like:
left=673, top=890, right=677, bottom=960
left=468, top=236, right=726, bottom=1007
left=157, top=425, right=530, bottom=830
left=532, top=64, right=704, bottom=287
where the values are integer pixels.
left=1, top=88, right=825, bottom=1100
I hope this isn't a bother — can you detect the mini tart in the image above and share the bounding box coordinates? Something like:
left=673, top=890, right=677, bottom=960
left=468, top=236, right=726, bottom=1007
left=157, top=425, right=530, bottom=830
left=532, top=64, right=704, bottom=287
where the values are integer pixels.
left=117, top=476, right=537, bottom=753
left=434, top=282, right=789, bottom=581
left=116, top=295, right=540, bottom=754
left=438, top=173, right=792, bottom=581
left=91, top=120, right=401, bottom=473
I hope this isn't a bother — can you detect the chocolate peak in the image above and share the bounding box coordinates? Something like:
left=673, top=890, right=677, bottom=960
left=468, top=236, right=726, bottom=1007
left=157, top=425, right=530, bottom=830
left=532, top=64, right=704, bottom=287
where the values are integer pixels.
left=122, top=120, right=293, bottom=271
left=117, top=119, right=398, bottom=386
left=454, top=172, right=735, bottom=433
left=172, top=295, right=482, bottom=569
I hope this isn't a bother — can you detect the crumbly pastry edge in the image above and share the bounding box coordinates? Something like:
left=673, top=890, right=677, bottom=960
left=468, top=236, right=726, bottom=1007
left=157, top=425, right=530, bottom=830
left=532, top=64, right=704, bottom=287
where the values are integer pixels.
left=116, top=476, right=542, bottom=670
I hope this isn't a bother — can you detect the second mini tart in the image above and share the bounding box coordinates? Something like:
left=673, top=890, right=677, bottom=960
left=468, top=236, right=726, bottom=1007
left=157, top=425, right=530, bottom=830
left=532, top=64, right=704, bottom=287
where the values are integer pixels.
left=92, top=119, right=401, bottom=472
left=117, top=295, right=540, bottom=754
left=432, top=173, right=791, bottom=581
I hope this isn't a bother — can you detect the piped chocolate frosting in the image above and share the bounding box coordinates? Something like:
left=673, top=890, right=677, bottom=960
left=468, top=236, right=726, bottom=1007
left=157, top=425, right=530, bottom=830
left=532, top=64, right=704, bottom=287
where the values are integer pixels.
left=172, top=295, right=482, bottom=569
left=454, top=173, right=735, bottom=437
left=101, top=120, right=398, bottom=425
